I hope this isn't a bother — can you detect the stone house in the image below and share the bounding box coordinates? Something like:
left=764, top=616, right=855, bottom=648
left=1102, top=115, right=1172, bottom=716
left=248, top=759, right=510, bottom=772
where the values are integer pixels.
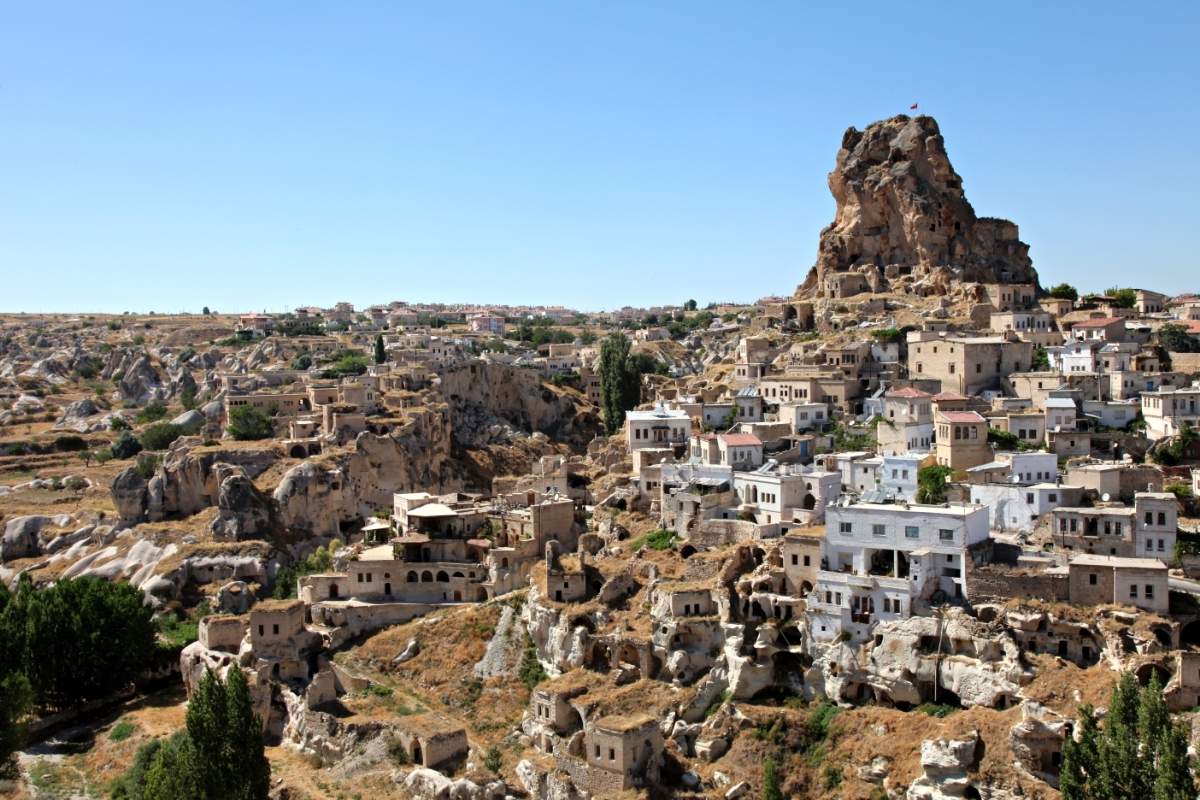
left=1141, top=382, right=1200, bottom=440
left=983, top=283, right=1037, bottom=312
left=577, top=714, right=664, bottom=792
left=247, top=599, right=321, bottom=683
left=781, top=531, right=822, bottom=595
left=732, top=336, right=771, bottom=384
left=990, top=309, right=1060, bottom=346
left=1068, top=555, right=1168, bottom=613
left=392, top=714, right=469, bottom=771
left=776, top=401, right=829, bottom=432
left=935, top=410, right=991, bottom=471
left=907, top=331, right=1033, bottom=396
left=1051, top=492, right=1176, bottom=558
left=1070, top=317, right=1127, bottom=343
left=878, top=387, right=934, bottom=456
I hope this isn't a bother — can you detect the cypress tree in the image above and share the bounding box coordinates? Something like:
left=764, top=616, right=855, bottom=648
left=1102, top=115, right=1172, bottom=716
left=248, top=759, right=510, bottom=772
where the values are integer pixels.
left=1098, top=671, right=1144, bottom=798
left=224, top=666, right=270, bottom=800
left=597, top=333, right=641, bottom=435
left=1153, top=720, right=1196, bottom=800
left=187, top=669, right=232, bottom=798
left=374, top=333, right=386, bottom=364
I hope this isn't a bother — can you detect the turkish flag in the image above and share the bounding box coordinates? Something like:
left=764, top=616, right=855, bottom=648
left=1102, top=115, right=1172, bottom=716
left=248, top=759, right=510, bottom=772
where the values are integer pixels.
left=910, top=103, right=919, bottom=110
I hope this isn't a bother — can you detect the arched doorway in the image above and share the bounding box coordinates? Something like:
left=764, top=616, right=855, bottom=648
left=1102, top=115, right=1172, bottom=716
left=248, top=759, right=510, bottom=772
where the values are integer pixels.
left=384, top=582, right=392, bottom=597
left=329, top=584, right=339, bottom=599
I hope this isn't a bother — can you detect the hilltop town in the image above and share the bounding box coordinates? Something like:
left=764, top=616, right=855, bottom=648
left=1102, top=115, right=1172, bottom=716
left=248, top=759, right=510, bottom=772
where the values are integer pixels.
left=3, top=115, right=1200, bottom=799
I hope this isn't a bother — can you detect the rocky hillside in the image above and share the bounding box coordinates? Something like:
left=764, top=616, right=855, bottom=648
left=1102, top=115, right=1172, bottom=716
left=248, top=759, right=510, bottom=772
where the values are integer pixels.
left=798, top=114, right=1039, bottom=298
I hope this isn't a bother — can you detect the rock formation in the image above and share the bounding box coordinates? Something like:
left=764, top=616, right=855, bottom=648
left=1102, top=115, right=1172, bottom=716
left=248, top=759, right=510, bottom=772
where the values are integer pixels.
left=798, top=115, right=1038, bottom=299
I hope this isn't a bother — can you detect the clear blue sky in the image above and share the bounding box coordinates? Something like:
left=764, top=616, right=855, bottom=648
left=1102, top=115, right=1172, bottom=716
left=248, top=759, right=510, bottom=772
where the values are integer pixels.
left=1, top=2, right=1197, bottom=314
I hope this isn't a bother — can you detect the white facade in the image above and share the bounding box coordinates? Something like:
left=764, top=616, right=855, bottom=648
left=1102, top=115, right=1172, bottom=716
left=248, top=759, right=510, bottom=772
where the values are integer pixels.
left=627, top=406, right=691, bottom=451
left=809, top=501, right=989, bottom=643
left=777, top=401, right=828, bottom=433
left=879, top=453, right=924, bottom=501
left=1141, top=384, right=1200, bottom=440
left=970, top=482, right=1070, bottom=533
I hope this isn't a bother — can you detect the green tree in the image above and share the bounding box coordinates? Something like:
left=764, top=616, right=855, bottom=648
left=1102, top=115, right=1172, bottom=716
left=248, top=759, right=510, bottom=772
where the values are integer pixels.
left=374, top=334, right=386, bottom=364
left=762, top=756, right=784, bottom=800
left=0, top=673, right=33, bottom=779
left=1048, top=283, right=1079, bottom=301
left=201, top=306, right=211, bottom=315
left=684, top=298, right=698, bottom=311
left=140, top=422, right=184, bottom=451
left=916, top=464, right=953, bottom=504
left=597, top=334, right=642, bottom=435
left=180, top=384, right=198, bottom=410
left=112, top=430, right=144, bottom=459
left=141, top=732, right=202, bottom=800
left=1032, top=345, right=1051, bottom=370
left=1059, top=704, right=1099, bottom=800
left=1159, top=324, right=1200, bottom=354
left=1153, top=721, right=1196, bottom=800
left=0, top=577, right=156, bottom=710
left=1105, top=287, right=1137, bottom=308
left=187, top=667, right=269, bottom=799
left=1062, top=672, right=1195, bottom=800
left=227, top=405, right=274, bottom=440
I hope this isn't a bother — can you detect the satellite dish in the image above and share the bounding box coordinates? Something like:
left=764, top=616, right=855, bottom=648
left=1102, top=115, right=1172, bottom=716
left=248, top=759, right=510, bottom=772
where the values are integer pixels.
left=1101, top=492, right=1111, bottom=502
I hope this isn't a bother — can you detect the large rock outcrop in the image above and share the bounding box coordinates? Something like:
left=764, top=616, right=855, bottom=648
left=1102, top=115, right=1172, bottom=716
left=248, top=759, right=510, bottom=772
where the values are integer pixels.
left=798, top=115, right=1038, bottom=299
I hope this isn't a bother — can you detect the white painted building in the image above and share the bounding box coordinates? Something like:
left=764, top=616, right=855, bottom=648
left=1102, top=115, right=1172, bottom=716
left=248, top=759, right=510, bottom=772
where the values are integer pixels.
left=776, top=401, right=829, bottom=433
left=969, top=482, right=1076, bottom=534
left=627, top=406, right=691, bottom=451
left=808, top=500, right=990, bottom=643
left=1141, top=383, right=1200, bottom=440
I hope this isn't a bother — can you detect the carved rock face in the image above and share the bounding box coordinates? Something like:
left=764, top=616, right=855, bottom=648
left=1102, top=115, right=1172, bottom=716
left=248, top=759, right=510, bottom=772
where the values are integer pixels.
left=799, top=114, right=1038, bottom=298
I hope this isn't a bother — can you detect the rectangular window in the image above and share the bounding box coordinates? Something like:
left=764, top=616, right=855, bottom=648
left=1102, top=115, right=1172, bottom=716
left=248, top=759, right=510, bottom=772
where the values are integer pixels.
left=905, top=526, right=919, bottom=539
left=872, top=524, right=885, bottom=537
left=1145, top=584, right=1155, bottom=599
left=839, top=522, right=852, bottom=534
left=803, top=555, right=811, bottom=567
left=791, top=554, right=798, bottom=565
left=1130, top=585, right=1138, bottom=598
left=939, top=529, right=954, bottom=542
left=1089, top=573, right=1097, bottom=585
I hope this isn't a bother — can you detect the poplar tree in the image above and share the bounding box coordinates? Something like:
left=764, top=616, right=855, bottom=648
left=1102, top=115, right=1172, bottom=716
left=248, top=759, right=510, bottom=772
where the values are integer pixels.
left=597, top=333, right=641, bottom=435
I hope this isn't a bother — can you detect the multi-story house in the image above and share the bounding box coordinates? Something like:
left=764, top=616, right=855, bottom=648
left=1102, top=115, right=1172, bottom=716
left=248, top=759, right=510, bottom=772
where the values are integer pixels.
left=907, top=331, right=1033, bottom=396
left=877, top=387, right=934, bottom=456
left=1051, top=492, right=1177, bottom=558
left=935, top=410, right=991, bottom=470
left=1141, top=383, right=1200, bottom=440
left=627, top=406, right=691, bottom=452
left=808, top=500, right=990, bottom=643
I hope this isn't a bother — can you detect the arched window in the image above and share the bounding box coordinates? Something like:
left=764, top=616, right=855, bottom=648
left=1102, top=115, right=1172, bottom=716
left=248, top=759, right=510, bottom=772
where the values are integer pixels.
left=407, top=571, right=418, bottom=583
left=436, top=571, right=449, bottom=582
left=421, top=571, right=433, bottom=582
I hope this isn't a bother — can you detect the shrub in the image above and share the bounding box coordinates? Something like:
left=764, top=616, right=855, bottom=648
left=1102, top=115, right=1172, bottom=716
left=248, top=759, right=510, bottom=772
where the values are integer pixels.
left=139, top=423, right=183, bottom=451
left=227, top=405, right=274, bottom=440
left=134, top=453, right=161, bottom=480
left=53, top=435, right=88, bottom=452
left=111, top=431, right=144, bottom=460
left=135, top=401, right=168, bottom=424
left=518, top=636, right=547, bottom=689
left=483, top=745, right=502, bottom=774
left=110, top=415, right=130, bottom=431
left=109, top=720, right=137, bottom=742
left=1047, top=283, right=1078, bottom=301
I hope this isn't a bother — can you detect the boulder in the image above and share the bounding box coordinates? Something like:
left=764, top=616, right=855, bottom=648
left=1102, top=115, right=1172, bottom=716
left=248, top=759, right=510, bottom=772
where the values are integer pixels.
left=171, top=409, right=205, bottom=433
left=111, top=466, right=150, bottom=525
left=1, top=515, right=50, bottom=561
left=404, top=767, right=454, bottom=799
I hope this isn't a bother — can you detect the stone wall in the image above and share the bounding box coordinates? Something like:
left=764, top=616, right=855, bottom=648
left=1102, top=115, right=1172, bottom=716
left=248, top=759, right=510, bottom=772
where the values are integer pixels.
left=969, top=566, right=1067, bottom=603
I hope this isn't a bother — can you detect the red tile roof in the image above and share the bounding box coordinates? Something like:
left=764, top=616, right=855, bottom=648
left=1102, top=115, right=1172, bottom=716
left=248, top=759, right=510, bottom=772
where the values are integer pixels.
left=719, top=433, right=763, bottom=447
left=885, top=387, right=932, bottom=399
left=939, top=411, right=986, bottom=423
left=933, top=391, right=970, bottom=401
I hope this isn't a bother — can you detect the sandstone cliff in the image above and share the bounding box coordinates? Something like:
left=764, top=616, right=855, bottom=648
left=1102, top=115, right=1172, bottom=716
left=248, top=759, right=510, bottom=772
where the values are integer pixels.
left=798, top=115, right=1038, bottom=298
